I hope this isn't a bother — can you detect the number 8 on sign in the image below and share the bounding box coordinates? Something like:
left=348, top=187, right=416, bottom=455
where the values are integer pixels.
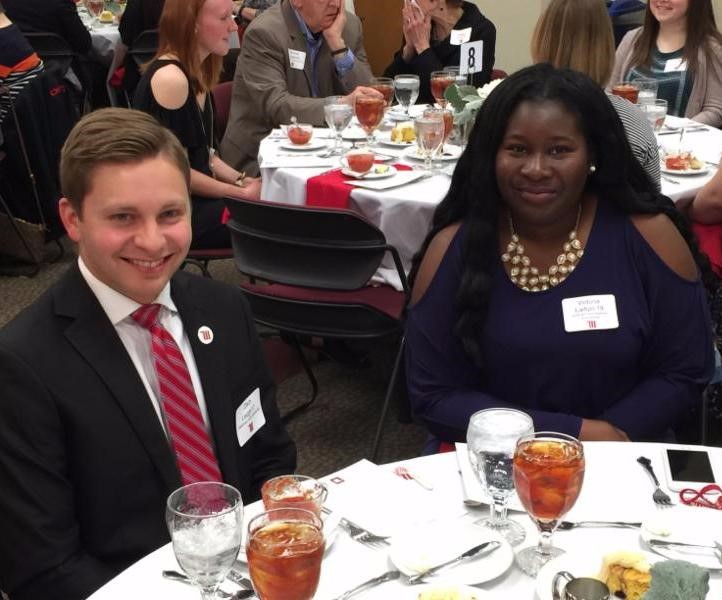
left=460, top=40, right=484, bottom=76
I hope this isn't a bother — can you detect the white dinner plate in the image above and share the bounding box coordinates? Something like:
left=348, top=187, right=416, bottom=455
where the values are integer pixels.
left=640, top=506, right=722, bottom=571
left=341, top=165, right=398, bottom=180
left=408, top=583, right=491, bottom=599
left=278, top=139, right=327, bottom=151
left=389, top=521, right=513, bottom=586
left=236, top=511, right=341, bottom=563
left=535, top=549, right=660, bottom=600
left=660, top=165, right=710, bottom=176
left=402, top=144, right=463, bottom=162
left=377, top=137, right=416, bottom=148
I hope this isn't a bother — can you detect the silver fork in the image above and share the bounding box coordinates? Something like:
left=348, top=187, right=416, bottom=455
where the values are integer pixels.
left=339, top=517, right=390, bottom=549
left=637, top=456, right=673, bottom=507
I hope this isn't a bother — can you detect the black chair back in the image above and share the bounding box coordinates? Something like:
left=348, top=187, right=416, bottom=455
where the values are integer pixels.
left=23, top=32, right=74, bottom=77
left=226, top=198, right=393, bottom=291
left=128, top=29, right=159, bottom=69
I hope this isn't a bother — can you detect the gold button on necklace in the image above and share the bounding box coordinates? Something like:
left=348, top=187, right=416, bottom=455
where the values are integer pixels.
left=501, top=204, right=584, bottom=292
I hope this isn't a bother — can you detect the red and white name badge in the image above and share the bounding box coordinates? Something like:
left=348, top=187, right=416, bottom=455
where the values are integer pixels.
left=561, top=294, right=619, bottom=332
left=235, top=388, right=266, bottom=447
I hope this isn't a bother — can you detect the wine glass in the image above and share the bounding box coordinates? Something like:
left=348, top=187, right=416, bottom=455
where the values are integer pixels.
left=166, top=482, right=244, bottom=600
left=423, top=107, right=453, bottom=154
left=466, top=408, right=534, bottom=546
left=369, top=76, right=394, bottom=111
left=323, top=96, right=353, bottom=156
left=85, top=0, right=105, bottom=25
left=247, top=508, right=325, bottom=600
left=430, top=68, right=461, bottom=108
left=354, top=95, right=385, bottom=145
left=512, top=432, right=585, bottom=576
left=640, top=99, right=668, bottom=132
left=393, top=74, right=420, bottom=117
left=414, top=114, right=444, bottom=172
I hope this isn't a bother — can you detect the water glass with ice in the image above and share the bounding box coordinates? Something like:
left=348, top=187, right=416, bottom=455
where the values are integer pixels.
left=393, top=74, right=420, bottom=116
left=324, top=96, right=353, bottom=155
left=414, top=115, right=445, bottom=171
left=641, top=99, right=667, bottom=132
left=466, top=408, right=534, bottom=546
left=635, top=78, right=658, bottom=106
left=166, top=482, right=244, bottom=600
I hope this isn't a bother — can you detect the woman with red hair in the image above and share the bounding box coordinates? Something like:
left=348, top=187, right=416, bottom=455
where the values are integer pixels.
left=133, top=0, right=259, bottom=249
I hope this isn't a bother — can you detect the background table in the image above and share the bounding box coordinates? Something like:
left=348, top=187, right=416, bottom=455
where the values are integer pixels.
left=88, top=442, right=722, bottom=600
left=259, top=120, right=722, bottom=290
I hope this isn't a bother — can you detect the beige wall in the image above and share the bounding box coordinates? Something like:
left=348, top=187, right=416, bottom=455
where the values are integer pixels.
left=470, top=0, right=545, bottom=74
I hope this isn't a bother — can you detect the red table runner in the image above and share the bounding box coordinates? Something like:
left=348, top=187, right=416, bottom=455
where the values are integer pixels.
left=306, top=163, right=412, bottom=209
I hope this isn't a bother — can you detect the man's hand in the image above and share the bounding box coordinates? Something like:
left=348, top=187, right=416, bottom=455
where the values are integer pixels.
left=322, top=6, right=347, bottom=52
left=402, top=3, right=431, bottom=55
left=579, top=418, right=630, bottom=442
left=343, top=86, right=384, bottom=106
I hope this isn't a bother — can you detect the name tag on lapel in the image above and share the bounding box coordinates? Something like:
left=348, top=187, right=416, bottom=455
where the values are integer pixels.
left=235, top=388, right=266, bottom=446
left=288, top=48, right=306, bottom=70
left=561, top=294, right=619, bottom=332
left=664, top=58, right=687, bottom=72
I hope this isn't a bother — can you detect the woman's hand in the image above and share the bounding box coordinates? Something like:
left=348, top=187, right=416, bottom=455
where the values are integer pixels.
left=402, top=3, right=431, bottom=56
left=579, top=418, right=630, bottom=442
left=227, top=176, right=261, bottom=201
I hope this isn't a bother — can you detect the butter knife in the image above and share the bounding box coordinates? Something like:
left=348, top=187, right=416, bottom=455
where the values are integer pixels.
left=558, top=520, right=642, bottom=530
left=648, top=539, right=718, bottom=551
left=406, top=540, right=501, bottom=584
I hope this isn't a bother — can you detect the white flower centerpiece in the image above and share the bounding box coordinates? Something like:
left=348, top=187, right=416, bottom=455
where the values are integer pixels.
left=444, top=78, right=504, bottom=133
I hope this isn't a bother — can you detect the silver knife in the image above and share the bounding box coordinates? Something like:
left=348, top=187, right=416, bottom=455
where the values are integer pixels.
left=648, top=539, right=718, bottom=551
left=406, top=540, right=501, bottom=584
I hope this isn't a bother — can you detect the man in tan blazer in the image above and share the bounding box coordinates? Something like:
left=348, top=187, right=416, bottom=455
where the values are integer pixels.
left=221, top=0, right=380, bottom=175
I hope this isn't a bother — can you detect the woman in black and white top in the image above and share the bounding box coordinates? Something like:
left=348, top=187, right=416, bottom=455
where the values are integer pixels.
left=531, top=0, right=661, bottom=189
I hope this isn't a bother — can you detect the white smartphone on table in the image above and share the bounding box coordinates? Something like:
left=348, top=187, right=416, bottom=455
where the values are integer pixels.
left=662, top=446, right=718, bottom=492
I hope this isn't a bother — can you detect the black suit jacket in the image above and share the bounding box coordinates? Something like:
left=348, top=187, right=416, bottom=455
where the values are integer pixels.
left=4, top=0, right=92, bottom=55
left=0, top=265, right=296, bottom=600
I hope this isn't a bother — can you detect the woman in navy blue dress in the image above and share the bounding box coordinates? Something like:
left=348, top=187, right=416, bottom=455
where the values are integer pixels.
left=405, top=64, right=715, bottom=449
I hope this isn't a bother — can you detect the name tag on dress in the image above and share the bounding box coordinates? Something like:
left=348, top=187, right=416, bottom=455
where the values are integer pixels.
left=664, top=58, right=687, bottom=72
left=235, top=388, right=266, bottom=446
left=561, top=295, right=619, bottom=332
left=288, top=48, right=306, bottom=70
left=450, top=27, right=472, bottom=45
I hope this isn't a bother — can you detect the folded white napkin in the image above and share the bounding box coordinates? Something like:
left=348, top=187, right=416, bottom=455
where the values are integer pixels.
left=321, top=459, right=458, bottom=537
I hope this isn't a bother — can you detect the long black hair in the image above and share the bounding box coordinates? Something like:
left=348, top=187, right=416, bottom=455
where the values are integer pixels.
left=410, top=63, right=714, bottom=370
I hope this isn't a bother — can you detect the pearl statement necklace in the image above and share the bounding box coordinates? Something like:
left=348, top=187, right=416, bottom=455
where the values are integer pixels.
left=501, top=205, right=584, bottom=292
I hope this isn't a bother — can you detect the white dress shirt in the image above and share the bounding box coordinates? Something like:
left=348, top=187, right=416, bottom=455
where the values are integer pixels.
left=78, top=258, right=212, bottom=435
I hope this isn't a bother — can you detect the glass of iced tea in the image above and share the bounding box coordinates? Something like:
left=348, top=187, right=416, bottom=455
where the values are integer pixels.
left=247, top=508, right=324, bottom=600
left=261, top=475, right=328, bottom=518
left=354, top=95, right=385, bottom=144
left=512, top=432, right=585, bottom=576
left=430, top=69, right=457, bottom=108
left=611, top=82, right=640, bottom=104
left=369, top=77, right=394, bottom=110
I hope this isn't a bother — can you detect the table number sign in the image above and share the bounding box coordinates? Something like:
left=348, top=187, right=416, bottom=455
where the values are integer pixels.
left=459, top=40, right=483, bottom=76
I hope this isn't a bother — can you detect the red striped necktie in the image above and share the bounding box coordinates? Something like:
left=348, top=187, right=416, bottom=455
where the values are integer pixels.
left=132, top=303, right=222, bottom=485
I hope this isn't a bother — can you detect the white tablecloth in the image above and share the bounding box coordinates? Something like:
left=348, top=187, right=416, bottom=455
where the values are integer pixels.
left=259, top=121, right=722, bottom=291
left=88, top=442, right=722, bottom=600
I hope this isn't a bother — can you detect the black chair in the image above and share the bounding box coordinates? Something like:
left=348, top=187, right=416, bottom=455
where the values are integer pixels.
left=23, top=32, right=88, bottom=112
left=225, top=198, right=409, bottom=446
left=128, top=29, right=159, bottom=70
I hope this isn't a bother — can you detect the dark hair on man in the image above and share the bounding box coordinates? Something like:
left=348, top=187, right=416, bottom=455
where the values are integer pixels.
left=60, top=107, right=190, bottom=213
left=411, top=63, right=713, bottom=369
left=628, top=0, right=722, bottom=79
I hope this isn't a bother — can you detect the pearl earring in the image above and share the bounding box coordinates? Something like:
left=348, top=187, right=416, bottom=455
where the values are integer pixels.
left=589, top=164, right=596, bottom=174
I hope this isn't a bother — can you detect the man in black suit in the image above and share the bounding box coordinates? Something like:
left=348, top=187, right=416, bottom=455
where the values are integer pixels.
left=0, top=108, right=297, bottom=600
left=3, top=0, right=91, bottom=54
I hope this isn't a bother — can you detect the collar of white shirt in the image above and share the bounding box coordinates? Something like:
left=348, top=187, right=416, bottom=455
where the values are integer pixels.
left=77, top=257, right=177, bottom=325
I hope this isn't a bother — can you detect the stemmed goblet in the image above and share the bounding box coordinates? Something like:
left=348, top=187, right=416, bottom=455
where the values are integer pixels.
left=512, top=432, right=585, bottom=576
left=247, top=508, right=325, bottom=600
left=466, top=408, right=534, bottom=546
left=354, top=94, right=385, bottom=146
left=323, top=95, right=353, bottom=156
left=413, top=113, right=445, bottom=172
left=369, top=76, right=394, bottom=111
left=166, top=482, right=244, bottom=600
left=393, top=74, right=420, bottom=117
